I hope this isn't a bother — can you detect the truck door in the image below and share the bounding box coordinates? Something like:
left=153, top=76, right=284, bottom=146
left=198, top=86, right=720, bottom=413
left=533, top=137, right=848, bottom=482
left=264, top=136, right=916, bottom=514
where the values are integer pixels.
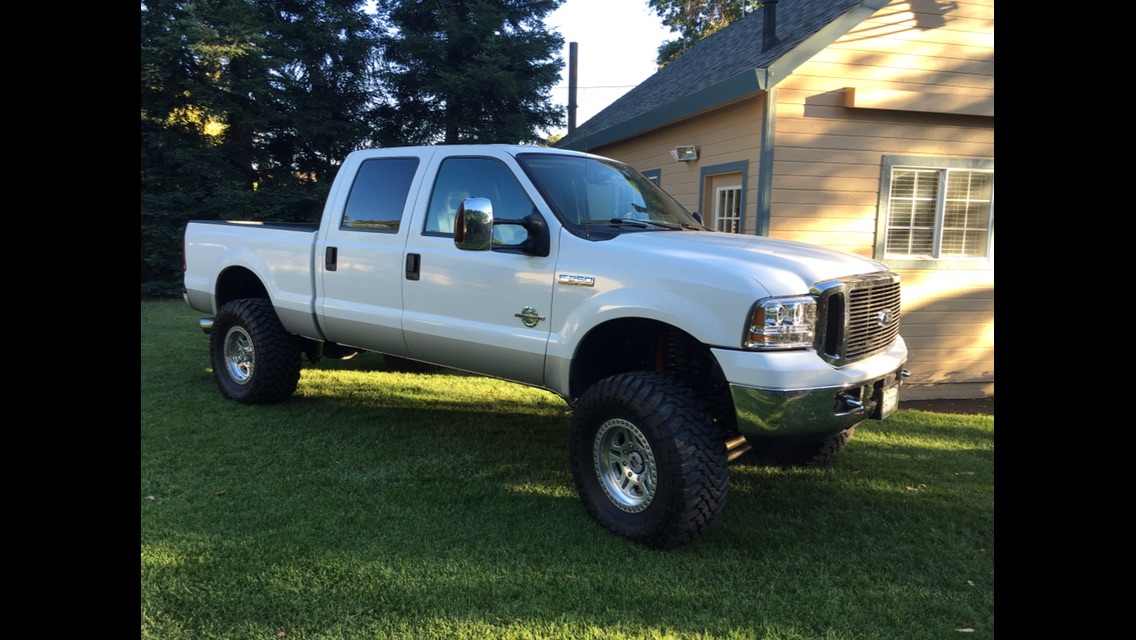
left=316, top=151, right=432, bottom=356
left=401, top=154, right=557, bottom=386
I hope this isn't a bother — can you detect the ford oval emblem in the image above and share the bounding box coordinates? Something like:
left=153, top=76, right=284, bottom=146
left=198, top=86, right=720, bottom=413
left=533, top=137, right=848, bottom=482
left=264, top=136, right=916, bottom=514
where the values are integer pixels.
left=875, top=311, right=893, bottom=327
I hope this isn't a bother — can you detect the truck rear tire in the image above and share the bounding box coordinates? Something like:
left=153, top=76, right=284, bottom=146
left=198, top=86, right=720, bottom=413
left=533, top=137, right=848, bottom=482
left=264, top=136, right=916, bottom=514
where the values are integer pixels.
left=569, top=372, right=728, bottom=549
left=210, top=298, right=301, bottom=404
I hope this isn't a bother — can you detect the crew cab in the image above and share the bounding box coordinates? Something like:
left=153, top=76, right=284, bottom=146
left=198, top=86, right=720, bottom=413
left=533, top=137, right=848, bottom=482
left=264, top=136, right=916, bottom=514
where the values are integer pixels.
left=183, top=144, right=908, bottom=548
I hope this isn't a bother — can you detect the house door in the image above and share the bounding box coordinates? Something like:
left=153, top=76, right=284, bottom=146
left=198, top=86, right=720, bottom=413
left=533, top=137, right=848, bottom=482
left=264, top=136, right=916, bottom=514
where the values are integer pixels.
left=704, top=173, right=742, bottom=233
left=714, top=185, right=742, bottom=233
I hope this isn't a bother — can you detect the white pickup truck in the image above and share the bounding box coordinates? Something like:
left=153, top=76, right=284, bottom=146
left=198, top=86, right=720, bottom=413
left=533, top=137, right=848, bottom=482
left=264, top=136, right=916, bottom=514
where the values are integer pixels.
left=183, top=144, right=908, bottom=548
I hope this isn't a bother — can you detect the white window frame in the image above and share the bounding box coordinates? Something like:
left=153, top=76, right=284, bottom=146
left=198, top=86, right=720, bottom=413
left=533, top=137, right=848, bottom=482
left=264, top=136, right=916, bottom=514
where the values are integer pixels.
left=875, top=156, right=994, bottom=269
left=714, top=185, right=742, bottom=234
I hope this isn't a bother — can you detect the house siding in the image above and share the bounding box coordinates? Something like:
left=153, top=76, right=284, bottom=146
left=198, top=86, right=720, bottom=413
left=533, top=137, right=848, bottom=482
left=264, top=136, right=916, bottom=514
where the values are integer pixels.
left=895, top=270, right=994, bottom=398
left=592, top=99, right=765, bottom=230
left=770, top=0, right=993, bottom=399
left=580, top=0, right=993, bottom=400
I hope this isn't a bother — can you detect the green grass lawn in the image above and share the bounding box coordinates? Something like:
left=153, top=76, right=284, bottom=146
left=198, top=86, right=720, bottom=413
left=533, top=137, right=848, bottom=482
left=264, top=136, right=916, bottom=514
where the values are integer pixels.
left=142, top=300, right=994, bottom=640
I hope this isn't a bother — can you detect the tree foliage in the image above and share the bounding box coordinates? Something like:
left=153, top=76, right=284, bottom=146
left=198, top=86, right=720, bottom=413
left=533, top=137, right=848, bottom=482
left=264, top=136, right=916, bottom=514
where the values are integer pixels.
left=141, top=0, right=381, bottom=295
left=141, top=0, right=566, bottom=296
left=373, top=0, right=565, bottom=146
left=649, top=0, right=761, bottom=68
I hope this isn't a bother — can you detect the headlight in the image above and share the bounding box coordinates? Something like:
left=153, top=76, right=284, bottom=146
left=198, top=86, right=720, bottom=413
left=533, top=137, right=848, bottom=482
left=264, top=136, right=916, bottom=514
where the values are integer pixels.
left=744, top=296, right=817, bottom=350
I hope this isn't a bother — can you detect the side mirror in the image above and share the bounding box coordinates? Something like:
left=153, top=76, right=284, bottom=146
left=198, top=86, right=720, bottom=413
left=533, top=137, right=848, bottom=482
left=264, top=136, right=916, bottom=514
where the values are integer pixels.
left=455, top=197, right=551, bottom=257
left=691, top=210, right=703, bottom=224
left=455, top=197, right=494, bottom=251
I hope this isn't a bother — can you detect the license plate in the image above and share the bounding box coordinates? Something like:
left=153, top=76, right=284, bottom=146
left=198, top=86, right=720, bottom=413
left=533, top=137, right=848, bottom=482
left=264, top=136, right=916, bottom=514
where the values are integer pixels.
left=879, top=383, right=899, bottom=419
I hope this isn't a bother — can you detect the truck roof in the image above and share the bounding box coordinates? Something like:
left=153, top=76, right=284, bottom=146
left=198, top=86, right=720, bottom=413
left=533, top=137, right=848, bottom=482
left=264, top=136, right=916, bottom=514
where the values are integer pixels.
left=345, top=144, right=596, bottom=162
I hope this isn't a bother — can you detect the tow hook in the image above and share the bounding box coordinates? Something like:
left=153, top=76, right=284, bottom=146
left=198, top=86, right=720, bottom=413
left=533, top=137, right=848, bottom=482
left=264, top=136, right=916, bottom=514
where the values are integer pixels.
left=835, top=390, right=867, bottom=416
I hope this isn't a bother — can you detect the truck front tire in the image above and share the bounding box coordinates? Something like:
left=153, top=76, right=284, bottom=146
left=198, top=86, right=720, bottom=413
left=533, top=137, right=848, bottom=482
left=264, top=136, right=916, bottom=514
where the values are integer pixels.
left=210, top=298, right=301, bottom=404
left=569, top=372, right=728, bottom=549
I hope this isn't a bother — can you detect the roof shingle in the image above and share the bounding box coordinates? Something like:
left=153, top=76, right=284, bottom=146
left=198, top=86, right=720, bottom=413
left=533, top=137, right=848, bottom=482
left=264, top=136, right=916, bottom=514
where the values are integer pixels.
left=559, top=0, right=873, bottom=149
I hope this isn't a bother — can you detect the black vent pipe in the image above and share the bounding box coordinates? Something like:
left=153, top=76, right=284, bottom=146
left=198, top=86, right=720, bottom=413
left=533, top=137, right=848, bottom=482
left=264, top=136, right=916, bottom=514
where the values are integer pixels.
left=762, top=0, right=781, bottom=53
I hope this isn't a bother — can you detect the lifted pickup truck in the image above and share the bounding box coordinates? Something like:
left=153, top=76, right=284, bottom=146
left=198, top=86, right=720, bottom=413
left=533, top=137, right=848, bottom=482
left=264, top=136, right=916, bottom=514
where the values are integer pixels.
left=183, top=144, right=908, bottom=548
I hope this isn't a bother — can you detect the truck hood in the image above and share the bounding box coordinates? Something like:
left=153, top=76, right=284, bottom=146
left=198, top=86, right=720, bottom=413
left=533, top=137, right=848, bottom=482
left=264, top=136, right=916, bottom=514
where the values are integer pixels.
left=611, top=230, right=891, bottom=296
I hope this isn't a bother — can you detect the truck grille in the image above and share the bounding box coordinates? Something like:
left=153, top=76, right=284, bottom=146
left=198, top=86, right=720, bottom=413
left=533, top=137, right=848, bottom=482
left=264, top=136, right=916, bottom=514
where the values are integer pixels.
left=813, top=273, right=902, bottom=366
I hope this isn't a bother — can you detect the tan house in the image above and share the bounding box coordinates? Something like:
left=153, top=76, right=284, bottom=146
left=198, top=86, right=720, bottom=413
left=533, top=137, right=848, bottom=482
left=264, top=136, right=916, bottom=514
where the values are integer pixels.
left=557, top=0, right=994, bottom=400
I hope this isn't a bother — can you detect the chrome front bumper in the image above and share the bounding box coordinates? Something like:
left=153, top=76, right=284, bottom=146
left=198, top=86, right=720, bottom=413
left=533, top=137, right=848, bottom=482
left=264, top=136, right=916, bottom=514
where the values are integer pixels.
left=729, top=367, right=908, bottom=441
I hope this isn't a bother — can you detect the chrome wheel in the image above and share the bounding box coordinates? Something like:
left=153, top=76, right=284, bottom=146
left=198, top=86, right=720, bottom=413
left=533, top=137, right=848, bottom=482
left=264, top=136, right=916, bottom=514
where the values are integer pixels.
left=209, top=299, right=300, bottom=404
left=570, top=372, right=728, bottom=548
left=593, top=418, right=656, bottom=512
left=222, top=325, right=255, bottom=385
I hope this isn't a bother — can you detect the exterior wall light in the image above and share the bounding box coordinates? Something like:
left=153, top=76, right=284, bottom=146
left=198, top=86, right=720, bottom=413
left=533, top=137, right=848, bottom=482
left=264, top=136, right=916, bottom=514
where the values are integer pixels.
left=670, top=146, right=699, bottom=162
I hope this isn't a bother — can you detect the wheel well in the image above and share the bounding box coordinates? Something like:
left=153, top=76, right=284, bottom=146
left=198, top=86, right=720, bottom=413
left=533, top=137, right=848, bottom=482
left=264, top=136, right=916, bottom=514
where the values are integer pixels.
left=214, top=267, right=269, bottom=309
left=570, top=319, right=736, bottom=429
left=213, top=268, right=322, bottom=361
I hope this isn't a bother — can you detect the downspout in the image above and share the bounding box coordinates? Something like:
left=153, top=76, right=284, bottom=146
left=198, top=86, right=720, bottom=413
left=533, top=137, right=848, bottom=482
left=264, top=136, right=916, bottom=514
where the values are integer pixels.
left=755, top=0, right=780, bottom=236
left=756, top=86, right=777, bottom=237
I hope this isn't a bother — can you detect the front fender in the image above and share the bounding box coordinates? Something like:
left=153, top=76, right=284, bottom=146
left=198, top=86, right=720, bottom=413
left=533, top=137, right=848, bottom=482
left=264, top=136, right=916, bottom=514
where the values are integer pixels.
left=543, top=280, right=767, bottom=397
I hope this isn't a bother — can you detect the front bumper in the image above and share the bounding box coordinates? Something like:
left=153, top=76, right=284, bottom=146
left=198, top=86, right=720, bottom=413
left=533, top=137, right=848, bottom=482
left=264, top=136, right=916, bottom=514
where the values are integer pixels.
left=729, top=366, right=907, bottom=441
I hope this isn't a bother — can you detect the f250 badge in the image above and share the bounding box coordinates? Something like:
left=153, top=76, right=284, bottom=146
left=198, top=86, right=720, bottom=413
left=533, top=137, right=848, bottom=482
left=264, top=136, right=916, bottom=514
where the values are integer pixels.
left=558, top=273, right=595, bottom=287
left=514, top=306, right=546, bottom=328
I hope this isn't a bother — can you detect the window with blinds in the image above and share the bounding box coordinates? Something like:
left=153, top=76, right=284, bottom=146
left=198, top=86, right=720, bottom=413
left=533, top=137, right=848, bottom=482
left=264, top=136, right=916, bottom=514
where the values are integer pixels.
left=885, top=167, right=994, bottom=259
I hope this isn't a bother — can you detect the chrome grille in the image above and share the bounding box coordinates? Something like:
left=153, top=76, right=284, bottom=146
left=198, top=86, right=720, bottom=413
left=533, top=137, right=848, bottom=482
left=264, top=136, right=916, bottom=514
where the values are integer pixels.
left=813, top=273, right=902, bottom=365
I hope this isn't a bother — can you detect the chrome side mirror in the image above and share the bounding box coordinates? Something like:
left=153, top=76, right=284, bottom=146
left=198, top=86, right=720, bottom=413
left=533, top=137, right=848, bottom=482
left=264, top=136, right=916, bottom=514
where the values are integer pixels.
left=454, top=197, right=493, bottom=251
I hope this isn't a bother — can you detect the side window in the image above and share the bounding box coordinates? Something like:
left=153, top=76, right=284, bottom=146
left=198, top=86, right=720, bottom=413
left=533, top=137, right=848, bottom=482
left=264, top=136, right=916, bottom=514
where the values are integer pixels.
left=424, top=157, right=536, bottom=244
left=876, top=156, right=994, bottom=267
left=340, top=157, right=419, bottom=232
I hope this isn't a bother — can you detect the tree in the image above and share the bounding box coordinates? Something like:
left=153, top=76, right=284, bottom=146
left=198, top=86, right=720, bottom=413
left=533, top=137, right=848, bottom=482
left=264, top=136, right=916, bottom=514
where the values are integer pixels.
left=140, top=0, right=567, bottom=296
left=141, top=0, right=380, bottom=296
left=649, top=0, right=760, bottom=68
left=374, top=0, right=565, bottom=145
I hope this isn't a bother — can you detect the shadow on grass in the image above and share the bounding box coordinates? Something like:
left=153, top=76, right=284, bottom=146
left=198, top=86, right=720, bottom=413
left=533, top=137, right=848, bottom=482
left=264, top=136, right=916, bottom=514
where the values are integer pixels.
left=143, top=301, right=994, bottom=638
left=144, top=392, right=992, bottom=637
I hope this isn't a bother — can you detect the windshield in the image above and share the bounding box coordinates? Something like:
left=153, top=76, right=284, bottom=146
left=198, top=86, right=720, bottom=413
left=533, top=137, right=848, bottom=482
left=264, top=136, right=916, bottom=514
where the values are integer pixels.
left=516, top=153, right=703, bottom=236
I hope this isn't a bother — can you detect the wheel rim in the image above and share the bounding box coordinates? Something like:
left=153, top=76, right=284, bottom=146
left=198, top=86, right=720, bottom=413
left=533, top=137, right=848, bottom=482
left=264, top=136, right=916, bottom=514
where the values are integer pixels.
left=593, top=418, right=656, bottom=512
left=222, top=326, right=255, bottom=385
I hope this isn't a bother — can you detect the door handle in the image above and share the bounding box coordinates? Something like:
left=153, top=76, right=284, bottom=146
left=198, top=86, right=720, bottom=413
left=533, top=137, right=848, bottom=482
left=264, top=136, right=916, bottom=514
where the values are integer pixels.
left=325, top=246, right=338, bottom=271
left=406, top=253, right=421, bottom=281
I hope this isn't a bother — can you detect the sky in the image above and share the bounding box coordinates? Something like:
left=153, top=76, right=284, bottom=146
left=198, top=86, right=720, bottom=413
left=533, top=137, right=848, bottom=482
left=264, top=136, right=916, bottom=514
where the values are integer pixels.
left=542, top=0, right=673, bottom=138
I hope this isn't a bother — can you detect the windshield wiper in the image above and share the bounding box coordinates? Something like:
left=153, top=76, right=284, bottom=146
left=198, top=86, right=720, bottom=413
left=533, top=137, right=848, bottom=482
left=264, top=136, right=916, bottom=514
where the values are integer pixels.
left=579, top=218, right=683, bottom=230
left=580, top=218, right=648, bottom=228
left=640, top=220, right=684, bottom=230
